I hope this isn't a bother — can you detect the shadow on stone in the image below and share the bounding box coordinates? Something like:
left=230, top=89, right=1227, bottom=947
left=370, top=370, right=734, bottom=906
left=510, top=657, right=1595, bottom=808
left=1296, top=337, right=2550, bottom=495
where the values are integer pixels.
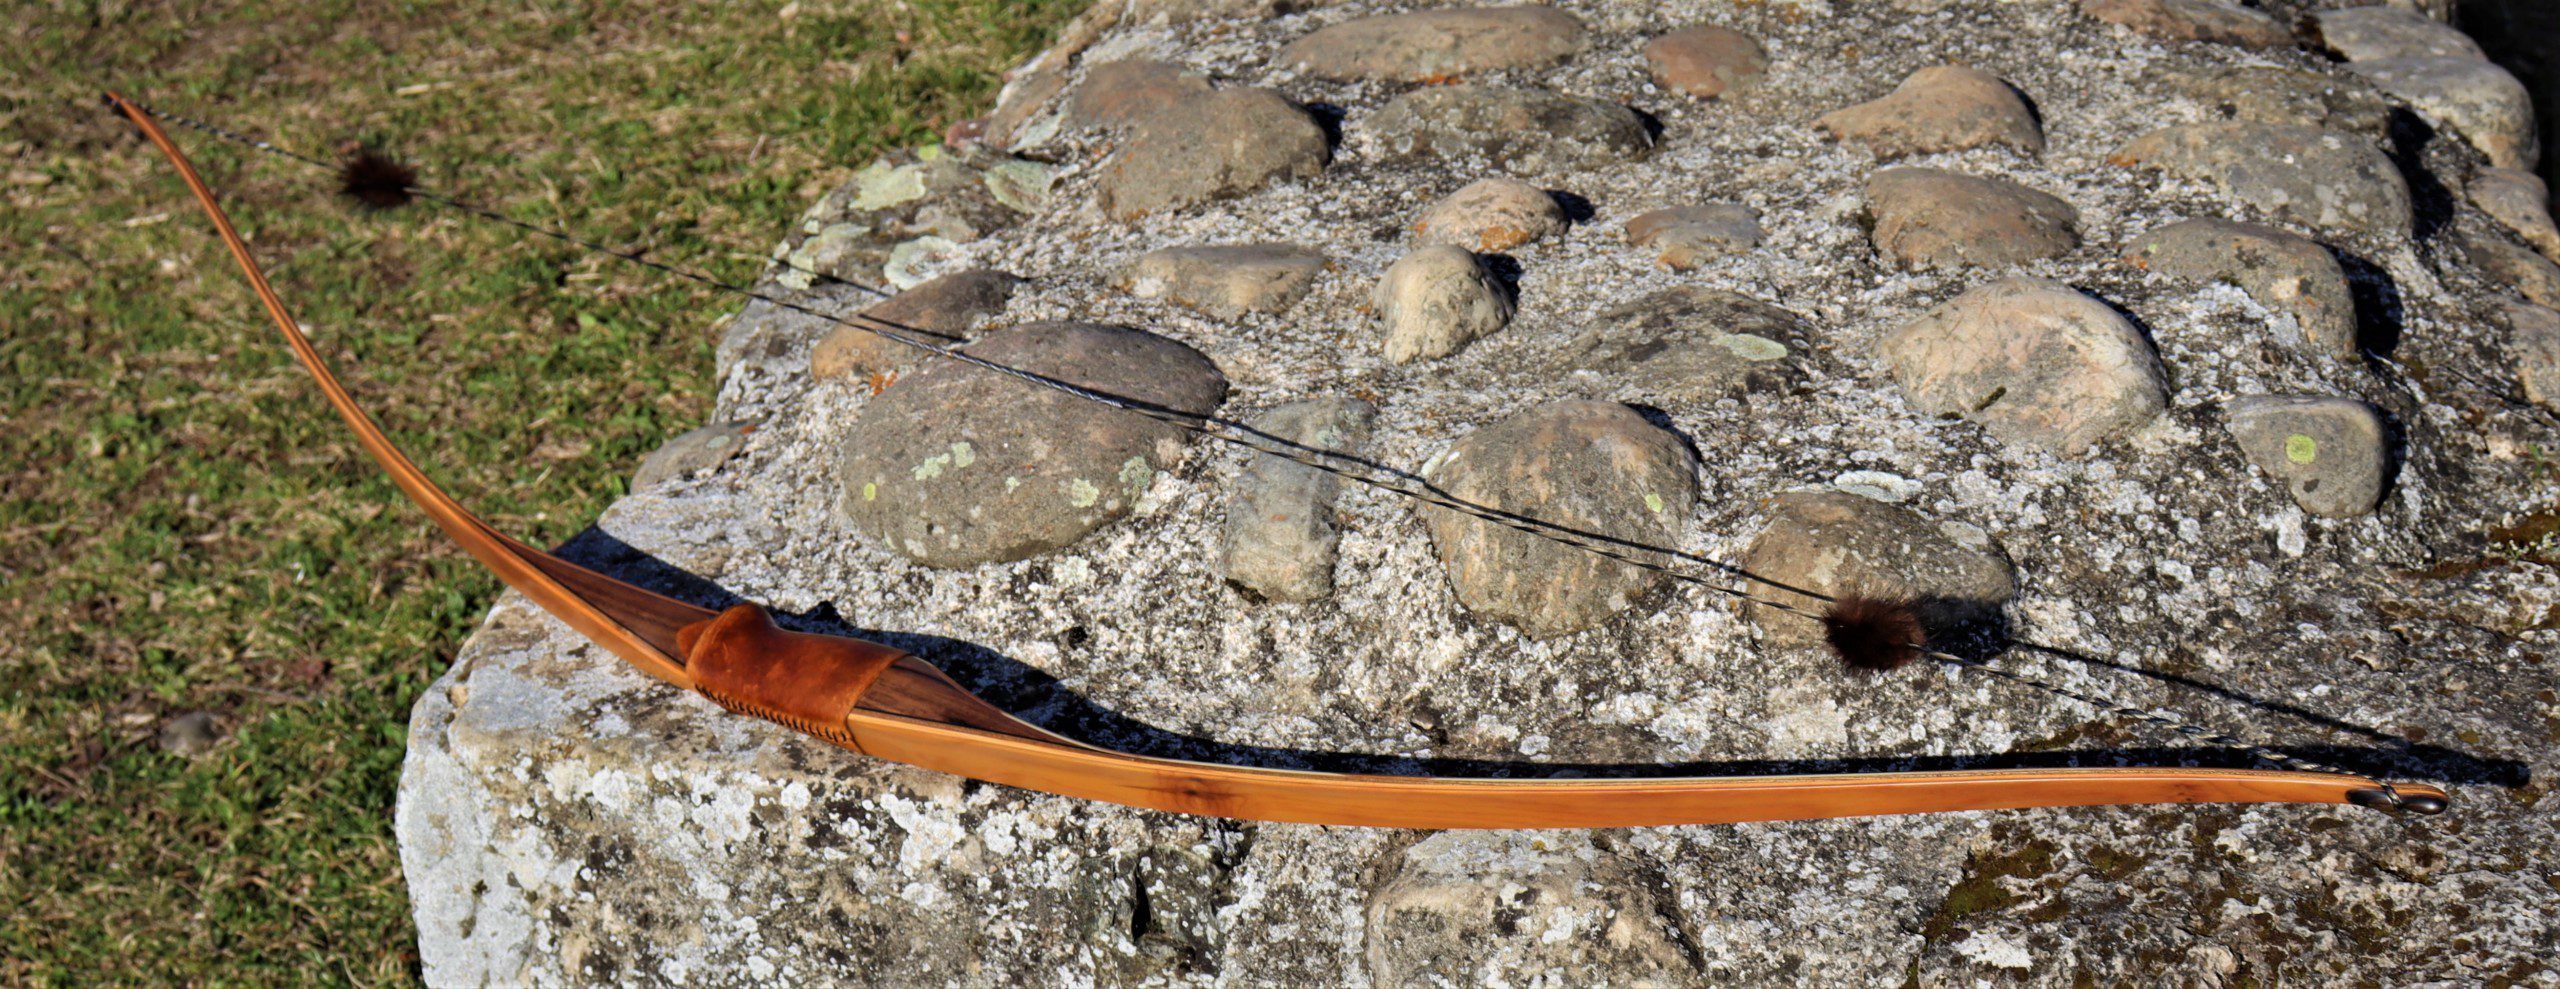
left=2383, top=107, right=2459, bottom=243
left=2000, top=636, right=2520, bottom=787
left=1620, top=402, right=1689, bottom=438
left=548, top=526, right=2526, bottom=791
left=1301, top=100, right=1348, bottom=151
left=1546, top=188, right=1596, bottom=224
left=2003, top=78, right=2048, bottom=135
left=1908, top=591, right=2011, bottom=664
left=1476, top=252, right=1526, bottom=299
left=2330, top=245, right=2407, bottom=357
left=1626, top=104, right=1667, bottom=144
left=2373, top=404, right=2411, bottom=505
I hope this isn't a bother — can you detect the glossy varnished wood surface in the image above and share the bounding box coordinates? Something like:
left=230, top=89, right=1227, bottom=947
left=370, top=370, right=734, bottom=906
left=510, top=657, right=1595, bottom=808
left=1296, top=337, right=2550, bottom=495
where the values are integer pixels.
left=837, top=708, right=2446, bottom=828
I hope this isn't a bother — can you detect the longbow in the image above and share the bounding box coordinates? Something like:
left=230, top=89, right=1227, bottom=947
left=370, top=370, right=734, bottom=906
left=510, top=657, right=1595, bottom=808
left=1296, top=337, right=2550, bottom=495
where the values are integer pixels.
left=106, top=92, right=2451, bottom=828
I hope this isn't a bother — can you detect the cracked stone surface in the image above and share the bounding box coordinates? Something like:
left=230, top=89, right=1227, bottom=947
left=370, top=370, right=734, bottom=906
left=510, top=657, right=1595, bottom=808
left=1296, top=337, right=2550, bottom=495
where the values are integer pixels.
left=404, top=1, right=2560, bottom=984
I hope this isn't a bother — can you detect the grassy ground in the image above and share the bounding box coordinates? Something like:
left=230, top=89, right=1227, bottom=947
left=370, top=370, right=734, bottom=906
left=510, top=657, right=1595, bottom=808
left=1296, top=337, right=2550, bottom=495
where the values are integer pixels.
left=0, top=0, right=1082, bottom=982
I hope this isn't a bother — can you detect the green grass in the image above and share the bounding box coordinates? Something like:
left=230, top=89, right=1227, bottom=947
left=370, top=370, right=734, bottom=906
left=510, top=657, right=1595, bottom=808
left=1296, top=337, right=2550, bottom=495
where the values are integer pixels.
left=0, top=0, right=1083, bottom=982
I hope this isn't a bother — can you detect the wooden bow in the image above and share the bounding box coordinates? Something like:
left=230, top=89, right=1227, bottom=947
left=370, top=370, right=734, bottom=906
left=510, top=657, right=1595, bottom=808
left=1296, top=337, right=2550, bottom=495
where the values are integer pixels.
left=109, top=92, right=2449, bottom=827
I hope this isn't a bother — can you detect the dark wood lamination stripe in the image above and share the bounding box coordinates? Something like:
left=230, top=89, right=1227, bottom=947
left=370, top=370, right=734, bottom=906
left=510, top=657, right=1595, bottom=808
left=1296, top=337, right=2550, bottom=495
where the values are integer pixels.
left=521, top=548, right=716, bottom=660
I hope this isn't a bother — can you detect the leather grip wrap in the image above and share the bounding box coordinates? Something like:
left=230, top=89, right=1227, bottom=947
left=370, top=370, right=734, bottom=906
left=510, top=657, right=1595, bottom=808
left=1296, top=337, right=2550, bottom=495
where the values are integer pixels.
left=677, top=604, right=907, bottom=750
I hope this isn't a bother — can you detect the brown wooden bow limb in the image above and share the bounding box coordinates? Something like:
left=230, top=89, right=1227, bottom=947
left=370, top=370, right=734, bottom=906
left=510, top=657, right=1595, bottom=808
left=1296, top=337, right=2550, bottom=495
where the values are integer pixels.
left=107, top=91, right=2451, bottom=827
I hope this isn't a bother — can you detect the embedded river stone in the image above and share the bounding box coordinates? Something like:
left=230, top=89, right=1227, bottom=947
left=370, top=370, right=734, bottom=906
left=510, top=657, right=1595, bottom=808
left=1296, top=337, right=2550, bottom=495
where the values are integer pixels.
left=1066, top=60, right=1212, bottom=133
left=1094, top=88, right=1329, bottom=220
left=1643, top=24, right=1768, bottom=100
left=1120, top=244, right=1330, bottom=316
left=2470, top=168, right=2560, bottom=260
left=1864, top=167, right=2078, bottom=270
left=2466, top=228, right=2560, bottom=308
left=2504, top=300, right=2560, bottom=409
left=1421, top=400, right=1697, bottom=638
left=632, top=420, right=756, bottom=490
left=2172, top=66, right=2396, bottom=138
left=1412, top=177, right=1567, bottom=252
left=2127, top=218, right=2357, bottom=358
left=1881, top=278, right=2168, bottom=454
left=1555, top=286, right=1806, bottom=404
left=2224, top=395, right=2389, bottom=518
left=1362, top=86, right=1652, bottom=175
left=1375, top=244, right=1514, bottom=362
left=1624, top=203, right=1763, bottom=270
left=2349, top=57, right=2539, bottom=171
left=837, top=322, right=1227, bottom=566
left=1739, top=490, right=2016, bottom=650
left=1220, top=398, right=1376, bottom=603
left=1814, top=65, right=2044, bottom=159
left=2110, top=122, right=2412, bottom=237
left=979, top=68, right=1069, bottom=150
left=2079, top=0, right=2289, bottom=49
left=809, top=269, right=1022, bottom=381
left=1278, top=5, right=1587, bottom=83
left=2311, top=5, right=2483, bottom=62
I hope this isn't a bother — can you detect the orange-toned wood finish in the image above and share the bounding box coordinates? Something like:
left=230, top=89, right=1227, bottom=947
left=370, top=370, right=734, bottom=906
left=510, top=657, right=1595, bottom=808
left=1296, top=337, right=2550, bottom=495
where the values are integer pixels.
left=113, top=92, right=2451, bottom=828
left=681, top=604, right=905, bottom=749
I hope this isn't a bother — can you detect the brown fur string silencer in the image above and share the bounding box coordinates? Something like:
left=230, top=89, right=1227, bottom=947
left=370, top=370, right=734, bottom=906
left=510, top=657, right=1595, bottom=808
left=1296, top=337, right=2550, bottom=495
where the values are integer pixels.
left=1824, top=594, right=1927, bottom=672
left=337, top=145, right=415, bottom=210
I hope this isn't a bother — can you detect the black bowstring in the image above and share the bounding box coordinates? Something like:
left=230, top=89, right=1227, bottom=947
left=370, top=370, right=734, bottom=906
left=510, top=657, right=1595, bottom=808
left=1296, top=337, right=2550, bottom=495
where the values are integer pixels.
left=109, top=95, right=2410, bottom=791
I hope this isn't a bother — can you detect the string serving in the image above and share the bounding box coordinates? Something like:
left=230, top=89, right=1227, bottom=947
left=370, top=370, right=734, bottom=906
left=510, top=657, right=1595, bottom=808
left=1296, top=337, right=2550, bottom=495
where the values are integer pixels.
left=105, top=95, right=2407, bottom=793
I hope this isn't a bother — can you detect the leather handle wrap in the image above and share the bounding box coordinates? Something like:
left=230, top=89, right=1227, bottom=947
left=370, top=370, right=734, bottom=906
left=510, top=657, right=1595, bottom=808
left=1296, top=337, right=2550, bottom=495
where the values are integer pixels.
left=678, top=604, right=907, bottom=751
